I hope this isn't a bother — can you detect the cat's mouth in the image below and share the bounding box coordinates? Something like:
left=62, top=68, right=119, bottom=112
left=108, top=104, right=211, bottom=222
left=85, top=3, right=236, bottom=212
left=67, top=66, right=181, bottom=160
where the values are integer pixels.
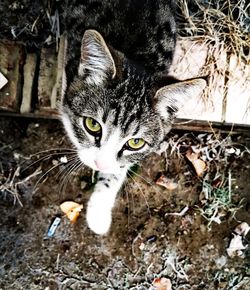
left=79, top=155, right=125, bottom=175
left=77, top=147, right=127, bottom=175
left=91, top=164, right=125, bottom=175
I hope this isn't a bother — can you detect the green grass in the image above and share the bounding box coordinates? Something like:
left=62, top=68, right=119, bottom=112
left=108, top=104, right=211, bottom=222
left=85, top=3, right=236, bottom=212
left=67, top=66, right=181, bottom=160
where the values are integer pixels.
left=197, top=179, right=242, bottom=228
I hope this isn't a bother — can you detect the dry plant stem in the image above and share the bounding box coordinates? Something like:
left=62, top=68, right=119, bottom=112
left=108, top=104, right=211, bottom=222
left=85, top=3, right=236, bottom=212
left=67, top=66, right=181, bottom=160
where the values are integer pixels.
left=165, top=206, right=189, bottom=217
left=228, top=169, right=232, bottom=203
left=0, top=166, right=42, bottom=206
left=164, top=255, right=189, bottom=281
left=178, top=0, right=250, bottom=62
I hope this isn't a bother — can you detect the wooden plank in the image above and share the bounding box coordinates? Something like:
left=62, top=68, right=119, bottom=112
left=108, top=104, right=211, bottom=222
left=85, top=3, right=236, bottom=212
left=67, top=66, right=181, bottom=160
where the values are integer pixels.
left=225, top=55, right=250, bottom=125
left=0, top=40, right=24, bottom=111
left=20, top=53, right=38, bottom=113
left=38, top=45, right=58, bottom=109
left=51, top=36, right=65, bottom=109
left=169, top=38, right=226, bottom=123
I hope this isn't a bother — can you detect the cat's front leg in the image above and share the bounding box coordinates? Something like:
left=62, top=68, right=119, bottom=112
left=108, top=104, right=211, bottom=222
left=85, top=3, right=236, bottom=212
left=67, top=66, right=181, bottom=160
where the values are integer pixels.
left=86, top=169, right=127, bottom=235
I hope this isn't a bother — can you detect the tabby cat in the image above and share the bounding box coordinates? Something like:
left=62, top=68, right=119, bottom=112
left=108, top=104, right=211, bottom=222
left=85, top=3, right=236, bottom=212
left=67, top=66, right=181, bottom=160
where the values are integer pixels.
left=61, top=0, right=206, bottom=234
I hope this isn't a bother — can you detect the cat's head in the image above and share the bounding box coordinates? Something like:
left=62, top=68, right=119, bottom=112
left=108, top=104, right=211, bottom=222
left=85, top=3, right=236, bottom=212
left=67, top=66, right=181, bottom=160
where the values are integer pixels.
left=61, top=30, right=206, bottom=174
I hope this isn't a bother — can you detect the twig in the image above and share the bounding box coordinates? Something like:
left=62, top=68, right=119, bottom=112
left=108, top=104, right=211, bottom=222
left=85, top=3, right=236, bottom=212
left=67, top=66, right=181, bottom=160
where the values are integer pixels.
left=165, top=206, right=189, bottom=217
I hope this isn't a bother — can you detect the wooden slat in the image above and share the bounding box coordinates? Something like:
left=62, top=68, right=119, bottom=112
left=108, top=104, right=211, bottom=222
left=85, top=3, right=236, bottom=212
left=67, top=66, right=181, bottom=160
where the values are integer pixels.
left=20, top=53, right=38, bottom=113
left=225, top=55, right=250, bottom=125
left=0, top=40, right=25, bottom=111
left=38, top=46, right=58, bottom=109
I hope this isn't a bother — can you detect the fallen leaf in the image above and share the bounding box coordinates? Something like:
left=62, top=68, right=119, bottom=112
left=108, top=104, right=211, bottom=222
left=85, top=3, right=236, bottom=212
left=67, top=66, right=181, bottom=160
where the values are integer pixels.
left=234, top=222, right=250, bottom=237
left=60, top=201, right=83, bottom=223
left=186, top=151, right=206, bottom=176
left=152, top=277, right=172, bottom=290
left=156, top=174, right=178, bottom=191
left=226, top=234, right=246, bottom=257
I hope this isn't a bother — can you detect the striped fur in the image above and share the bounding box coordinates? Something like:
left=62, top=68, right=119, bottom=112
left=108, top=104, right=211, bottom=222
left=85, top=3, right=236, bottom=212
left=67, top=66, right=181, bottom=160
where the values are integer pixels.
left=61, top=1, right=206, bottom=234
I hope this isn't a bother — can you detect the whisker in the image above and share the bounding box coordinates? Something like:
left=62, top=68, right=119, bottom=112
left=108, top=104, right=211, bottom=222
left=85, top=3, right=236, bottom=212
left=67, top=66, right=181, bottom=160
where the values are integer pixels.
left=29, top=148, right=77, bottom=158
left=127, top=172, right=151, bottom=216
left=60, top=160, right=83, bottom=196
left=55, top=156, right=79, bottom=188
left=128, top=168, right=154, bottom=186
left=128, top=168, right=165, bottom=197
left=55, top=155, right=79, bottom=180
left=124, top=177, right=135, bottom=218
left=59, top=158, right=82, bottom=195
left=21, top=151, right=77, bottom=172
left=34, top=161, right=66, bottom=189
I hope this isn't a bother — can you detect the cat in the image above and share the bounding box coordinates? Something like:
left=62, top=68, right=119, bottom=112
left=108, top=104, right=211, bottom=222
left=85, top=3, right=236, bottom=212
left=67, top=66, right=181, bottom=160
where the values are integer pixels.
left=61, top=0, right=206, bottom=235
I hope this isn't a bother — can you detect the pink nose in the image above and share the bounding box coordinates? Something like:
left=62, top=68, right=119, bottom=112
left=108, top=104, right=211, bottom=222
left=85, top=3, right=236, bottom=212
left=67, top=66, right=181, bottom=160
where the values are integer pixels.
left=94, top=160, right=109, bottom=171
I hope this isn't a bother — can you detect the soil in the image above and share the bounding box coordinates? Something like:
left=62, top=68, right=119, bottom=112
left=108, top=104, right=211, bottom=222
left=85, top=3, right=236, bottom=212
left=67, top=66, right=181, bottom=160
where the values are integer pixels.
left=0, top=117, right=249, bottom=290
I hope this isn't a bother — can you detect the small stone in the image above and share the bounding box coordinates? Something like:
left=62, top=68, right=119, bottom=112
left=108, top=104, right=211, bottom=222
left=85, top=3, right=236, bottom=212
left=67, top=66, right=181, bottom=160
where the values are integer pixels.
left=214, top=255, right=227, bottom=268
left=13, top=152, right=20, bottom=160
left=139, top=242, right=145, bottom=251
left=52, top=159, right=59, bottom=166
left=60, top=156, right=68, bottom=163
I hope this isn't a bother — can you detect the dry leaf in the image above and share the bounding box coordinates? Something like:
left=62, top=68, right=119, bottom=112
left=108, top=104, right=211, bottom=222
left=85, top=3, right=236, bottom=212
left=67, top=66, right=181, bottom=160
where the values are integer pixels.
left=152, top=277, right=172, bottom=290
left=226, top=234, right=246, bottom=257
left=234, top=222, right=250, bottom=237
left=156, top=174, right=178, bottom=191
left=186, top=151, right=206, bottom=176
left=60, top=201, right=83, bottom=223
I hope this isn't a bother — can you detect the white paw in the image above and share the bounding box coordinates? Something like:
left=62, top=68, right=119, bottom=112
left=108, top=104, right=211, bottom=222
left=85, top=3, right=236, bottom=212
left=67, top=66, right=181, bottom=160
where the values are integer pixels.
left=86, top=196, right=112, bottom=235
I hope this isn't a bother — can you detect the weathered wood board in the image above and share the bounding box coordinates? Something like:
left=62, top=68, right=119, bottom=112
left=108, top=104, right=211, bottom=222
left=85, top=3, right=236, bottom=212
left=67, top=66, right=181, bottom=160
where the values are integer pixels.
left=0, top=37, right=249, bottom=128
left=20, top=53, right=37, bottom=113
left=0, top=41, right=24, bottom=111
left=169, top=38, right=250, bottom=125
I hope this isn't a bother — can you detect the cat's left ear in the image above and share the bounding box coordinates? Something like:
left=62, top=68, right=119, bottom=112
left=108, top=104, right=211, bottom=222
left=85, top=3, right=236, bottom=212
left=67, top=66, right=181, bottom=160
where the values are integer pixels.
left=78, top=29, right=116, bottom=85
left=154, top=79, right=206, bottom=121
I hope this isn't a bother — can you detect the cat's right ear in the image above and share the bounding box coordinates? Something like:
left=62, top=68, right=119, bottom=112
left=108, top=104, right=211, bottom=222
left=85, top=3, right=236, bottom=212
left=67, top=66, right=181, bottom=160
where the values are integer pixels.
left=78, top=29, right=116, bottom=85
left=154, top=78, right=206, bottom=121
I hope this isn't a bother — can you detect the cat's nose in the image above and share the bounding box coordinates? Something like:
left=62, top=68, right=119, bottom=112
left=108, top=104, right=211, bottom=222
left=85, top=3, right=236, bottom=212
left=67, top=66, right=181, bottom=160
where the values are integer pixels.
left=94, top=160, right=109, bottom=171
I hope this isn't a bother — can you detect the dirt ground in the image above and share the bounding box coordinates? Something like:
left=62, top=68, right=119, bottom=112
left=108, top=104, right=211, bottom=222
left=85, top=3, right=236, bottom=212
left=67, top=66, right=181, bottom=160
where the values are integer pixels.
left=0, top=117, right=249, bottom=290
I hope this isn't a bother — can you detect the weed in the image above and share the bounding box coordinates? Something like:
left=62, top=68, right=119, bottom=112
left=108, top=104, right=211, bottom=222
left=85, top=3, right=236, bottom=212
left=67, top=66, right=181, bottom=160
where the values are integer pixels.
left=197, top=177, right=242, bottom=228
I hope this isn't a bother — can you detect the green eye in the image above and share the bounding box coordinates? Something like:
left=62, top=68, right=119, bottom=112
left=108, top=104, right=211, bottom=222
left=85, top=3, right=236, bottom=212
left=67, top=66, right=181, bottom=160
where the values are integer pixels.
left=83, top=117, right=101, bottom=135
left=127, top=138, right=145, bottom=150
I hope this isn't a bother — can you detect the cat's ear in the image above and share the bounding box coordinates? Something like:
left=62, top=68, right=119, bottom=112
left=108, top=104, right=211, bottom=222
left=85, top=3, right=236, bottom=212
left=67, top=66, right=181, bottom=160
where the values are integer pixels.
left=78, top=29, right=116, bottom=85
left=154, top=79, right=206, bottom=121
